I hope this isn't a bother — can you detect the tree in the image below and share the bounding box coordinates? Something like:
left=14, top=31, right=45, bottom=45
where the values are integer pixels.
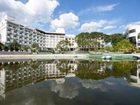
left=56, top=40, right=71, bottom=53
left=31, top=43, right=39, bottom=49
left=114, top=39, right=135, bottom=52
left=4, top=45, right=9, bottom=51
left=56, top=60, right=72, bottom=74
left=76, top=32, right=109, bottom=51
left=138, top=33, right=140, bottom=39
left=76, top=60, right=136, bottom=80
left=31, top=43, right=40, bottom=53
left=21, top=45, right=30, bottom=51
left=112, top=61, right=136, bottom=77
left=8, top=40, right=21, bottom=51
left=110, top=33, right=125, bottom=46
left=76, top=61, right=111, bottom=80
left=0, top=42, right=4, bottom=51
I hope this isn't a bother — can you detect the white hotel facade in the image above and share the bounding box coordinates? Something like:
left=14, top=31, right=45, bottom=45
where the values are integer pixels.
left=0, top=16, right=77, bottom=50
left=125, top=24, right=140, bottom=48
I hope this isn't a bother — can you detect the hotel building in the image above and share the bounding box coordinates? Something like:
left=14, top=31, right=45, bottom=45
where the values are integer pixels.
left=0, top=16, right=77, bottom=50
left=125, top=24, right=140, bottom=48
left=65, top=35, right=78, bottom=51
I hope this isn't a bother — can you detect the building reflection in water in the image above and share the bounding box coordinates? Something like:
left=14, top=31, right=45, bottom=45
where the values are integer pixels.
left=0, top=60, right=78, bottom=100
left=129, top=64, right=140, bottom=87
left=0, top=60, right=140, bottom=100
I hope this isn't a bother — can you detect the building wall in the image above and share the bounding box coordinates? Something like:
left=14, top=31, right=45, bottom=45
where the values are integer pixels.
left=125, top=25, right=140, bottom=48
left=0, top=19, right=7, bottom=43
left=6, top=21, right=47, bottom=49
left=0, top=16, right=79, bottom=50
left=45, top=33, right=65, bottom=49
left=65, top=35, right=78, bottom=50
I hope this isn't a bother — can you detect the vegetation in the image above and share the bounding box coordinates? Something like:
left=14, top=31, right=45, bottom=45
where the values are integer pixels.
left=56, top=60, right=72, bottom=74
left=75, top=61, right=110, bottom=80
left=56, top=40, right=71, bottom=53
left=0, top=42, right=4, bottom=51
left=110, top=33, right=125, bottom=46
left=112, top=61, right=137, bottom=77
left=0, top=31, right=137, bottom=53
left=21, top=45, right=30, bottom=52
left=0, top=40, right=40, bottom=53
left=8, top=40, right=21, bottom=51
left=138, top=33, right=140, bottom=39
left=76, top=32, right=126, bottom=51
left=113, top=39, right=135, bottom=52
left=76, top=32, right=109, bottom=51
left=31, top=43, right=40, bottom=53
left=76, top=61, right=136, bottom=80
left=75, top=32, right=139, bottom=53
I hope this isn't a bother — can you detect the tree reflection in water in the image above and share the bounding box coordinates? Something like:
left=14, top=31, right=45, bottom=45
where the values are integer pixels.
left=0, top=60, right=139, bottom=94
left=76, top=61, right=137, bottom=80
left=0, top=60, right=140, bottom=105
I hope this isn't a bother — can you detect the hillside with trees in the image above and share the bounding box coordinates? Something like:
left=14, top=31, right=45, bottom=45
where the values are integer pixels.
left=76, top=32, right=134, bottom=52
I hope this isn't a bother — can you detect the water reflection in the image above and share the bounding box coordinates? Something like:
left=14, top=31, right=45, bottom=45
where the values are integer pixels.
left=0, top=60, right=140, bottom=105
left=129, top=64, right=140, bottom=87
left=0, top=60, right=78, bottom=99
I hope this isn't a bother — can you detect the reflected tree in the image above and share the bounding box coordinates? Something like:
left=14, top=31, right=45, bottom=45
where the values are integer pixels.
left=76, top=61, right=137, bottom=80
left=112, top=61, right=137, bottom=77
left=56, top=60, right=72, bottom=74
left=76, top=61, right=111, bottom=80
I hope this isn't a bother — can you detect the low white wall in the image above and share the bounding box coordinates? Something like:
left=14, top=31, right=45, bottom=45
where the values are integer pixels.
left=0, top=54, right=89, bottom=60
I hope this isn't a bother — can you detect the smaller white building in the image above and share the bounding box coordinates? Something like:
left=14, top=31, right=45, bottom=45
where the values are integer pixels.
left=125, top=24, right=140, bottom=48
left=65, top=35, right=78, bottom=51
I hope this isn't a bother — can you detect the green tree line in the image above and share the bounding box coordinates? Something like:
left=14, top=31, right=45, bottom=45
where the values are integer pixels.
left=76, top=32, right=135, bottom=52
left=0, top=40, right=40, bottom=53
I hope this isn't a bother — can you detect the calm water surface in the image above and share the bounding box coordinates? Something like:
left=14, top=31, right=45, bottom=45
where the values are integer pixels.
left=0, top=60, right=140, bottom=105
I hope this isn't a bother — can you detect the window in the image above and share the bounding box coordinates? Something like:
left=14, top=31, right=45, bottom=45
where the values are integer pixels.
left=128, top=29, right=136, bottom=34
left=129, top=37, right=136, bottom=44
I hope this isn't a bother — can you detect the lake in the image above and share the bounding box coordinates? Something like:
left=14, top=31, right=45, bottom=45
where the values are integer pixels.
left=0, top=59, right=140, bottom=105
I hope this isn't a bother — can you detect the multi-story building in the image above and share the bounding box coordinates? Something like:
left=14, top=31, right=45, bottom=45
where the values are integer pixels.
left=0, top=16, right=66, bottom=50
left=0, top=17, right=45, bottom=49
left=45, top=32, right=65, bottom=49
left=125, top=24, right=140, bottom=48
left=65, top=35, right=78, bottom=51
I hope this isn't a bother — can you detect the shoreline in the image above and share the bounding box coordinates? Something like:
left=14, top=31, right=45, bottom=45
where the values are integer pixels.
left=0, top=54, right=89, bottom=60
left=0, top=53, right=138, bottom=60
